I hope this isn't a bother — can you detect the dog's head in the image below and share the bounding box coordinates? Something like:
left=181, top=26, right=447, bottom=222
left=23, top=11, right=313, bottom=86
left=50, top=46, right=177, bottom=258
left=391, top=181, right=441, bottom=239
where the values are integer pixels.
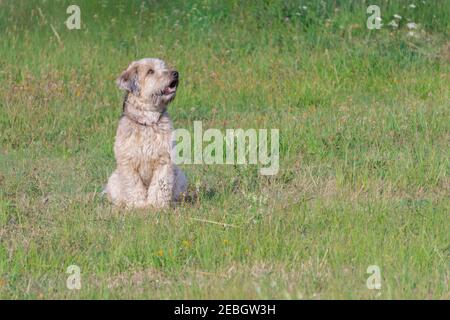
left=116, top=58, right=179, bottom=109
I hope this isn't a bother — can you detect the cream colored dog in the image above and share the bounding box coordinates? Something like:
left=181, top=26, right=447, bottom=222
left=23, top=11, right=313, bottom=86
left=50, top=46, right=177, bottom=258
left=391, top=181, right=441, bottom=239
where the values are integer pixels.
left=106, top=58, right=187, bottom=209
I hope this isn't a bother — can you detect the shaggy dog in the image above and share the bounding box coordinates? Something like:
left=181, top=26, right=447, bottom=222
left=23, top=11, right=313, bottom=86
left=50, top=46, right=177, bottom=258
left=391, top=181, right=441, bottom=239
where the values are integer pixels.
left=105, top=58, right=187, bottom=209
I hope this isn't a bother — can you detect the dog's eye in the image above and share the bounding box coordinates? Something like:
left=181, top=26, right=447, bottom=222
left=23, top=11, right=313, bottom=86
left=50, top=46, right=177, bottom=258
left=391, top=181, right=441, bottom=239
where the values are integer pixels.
left=147, top=68, right=154, bottom=75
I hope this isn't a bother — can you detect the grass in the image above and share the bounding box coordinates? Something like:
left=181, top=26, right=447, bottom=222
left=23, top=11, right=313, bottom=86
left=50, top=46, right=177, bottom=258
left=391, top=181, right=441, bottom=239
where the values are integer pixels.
left=0, top=0, right=449, bottom=299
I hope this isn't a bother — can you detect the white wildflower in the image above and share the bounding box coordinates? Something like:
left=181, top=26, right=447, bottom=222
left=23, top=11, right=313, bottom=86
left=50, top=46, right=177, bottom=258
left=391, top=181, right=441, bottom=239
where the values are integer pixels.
left=409, top=4, right=416, bottom=8
left=393, top=14, right=402, bottom=20
left=388, top=20, right=399, bottom=28
left=407, top=22, right=417, bottom=29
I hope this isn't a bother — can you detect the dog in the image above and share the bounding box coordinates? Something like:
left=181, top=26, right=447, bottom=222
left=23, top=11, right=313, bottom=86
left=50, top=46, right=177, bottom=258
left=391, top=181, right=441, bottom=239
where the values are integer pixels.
left=105, top=58, right=187, bottom=209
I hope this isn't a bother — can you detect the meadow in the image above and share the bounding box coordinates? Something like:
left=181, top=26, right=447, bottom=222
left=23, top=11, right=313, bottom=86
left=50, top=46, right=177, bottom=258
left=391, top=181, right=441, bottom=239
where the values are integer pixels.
left=0, top=0, right=449, bottom=299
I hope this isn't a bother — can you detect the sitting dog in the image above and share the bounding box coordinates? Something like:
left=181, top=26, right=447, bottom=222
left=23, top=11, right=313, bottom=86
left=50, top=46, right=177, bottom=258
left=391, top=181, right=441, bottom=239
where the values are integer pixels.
left=106, top=58, right=187, bottom=209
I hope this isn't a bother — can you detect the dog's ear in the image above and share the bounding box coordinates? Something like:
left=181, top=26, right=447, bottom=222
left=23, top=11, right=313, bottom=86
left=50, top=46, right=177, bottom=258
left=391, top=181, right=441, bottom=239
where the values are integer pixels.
left=116, top=61, right=139, bottom=93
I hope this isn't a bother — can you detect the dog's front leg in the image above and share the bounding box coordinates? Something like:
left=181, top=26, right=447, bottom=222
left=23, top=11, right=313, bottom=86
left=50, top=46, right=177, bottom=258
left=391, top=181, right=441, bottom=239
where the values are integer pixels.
left=117, top=166, right=148, bottom=208
left=147, top=164, right=175, bottom=208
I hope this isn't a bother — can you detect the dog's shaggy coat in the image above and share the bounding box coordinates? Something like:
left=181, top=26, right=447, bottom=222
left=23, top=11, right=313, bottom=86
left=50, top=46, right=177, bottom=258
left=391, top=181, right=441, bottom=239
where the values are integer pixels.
left=106, top=58, right=187, bottom=208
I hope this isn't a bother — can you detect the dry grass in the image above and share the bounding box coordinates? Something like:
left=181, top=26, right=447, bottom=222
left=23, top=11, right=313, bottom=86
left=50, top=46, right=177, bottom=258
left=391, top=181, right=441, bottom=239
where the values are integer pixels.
left=0, top=0, right=449, bottom=299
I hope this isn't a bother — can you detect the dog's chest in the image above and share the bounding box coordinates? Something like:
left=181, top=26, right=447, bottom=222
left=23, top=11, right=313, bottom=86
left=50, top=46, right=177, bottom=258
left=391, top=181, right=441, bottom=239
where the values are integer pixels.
left=133, top=124, right=171, bottom=159
left=137, top=127, right=171, bottom=183
left=115, top=118, right=172, bottom=182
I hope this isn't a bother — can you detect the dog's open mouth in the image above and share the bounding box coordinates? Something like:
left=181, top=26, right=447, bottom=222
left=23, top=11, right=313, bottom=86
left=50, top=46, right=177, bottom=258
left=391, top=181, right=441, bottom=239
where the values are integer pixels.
left=161, top=79, right=178, bottom=96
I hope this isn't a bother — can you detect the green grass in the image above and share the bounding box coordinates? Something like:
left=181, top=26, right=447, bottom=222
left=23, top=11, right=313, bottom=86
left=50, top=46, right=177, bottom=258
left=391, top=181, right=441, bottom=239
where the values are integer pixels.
left=0, top=0, right=449, bottom=299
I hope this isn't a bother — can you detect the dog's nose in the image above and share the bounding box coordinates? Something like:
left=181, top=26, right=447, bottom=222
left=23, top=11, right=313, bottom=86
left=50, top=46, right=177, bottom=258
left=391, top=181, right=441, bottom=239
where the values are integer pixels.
left=172, top=71, right=179, bottom=79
